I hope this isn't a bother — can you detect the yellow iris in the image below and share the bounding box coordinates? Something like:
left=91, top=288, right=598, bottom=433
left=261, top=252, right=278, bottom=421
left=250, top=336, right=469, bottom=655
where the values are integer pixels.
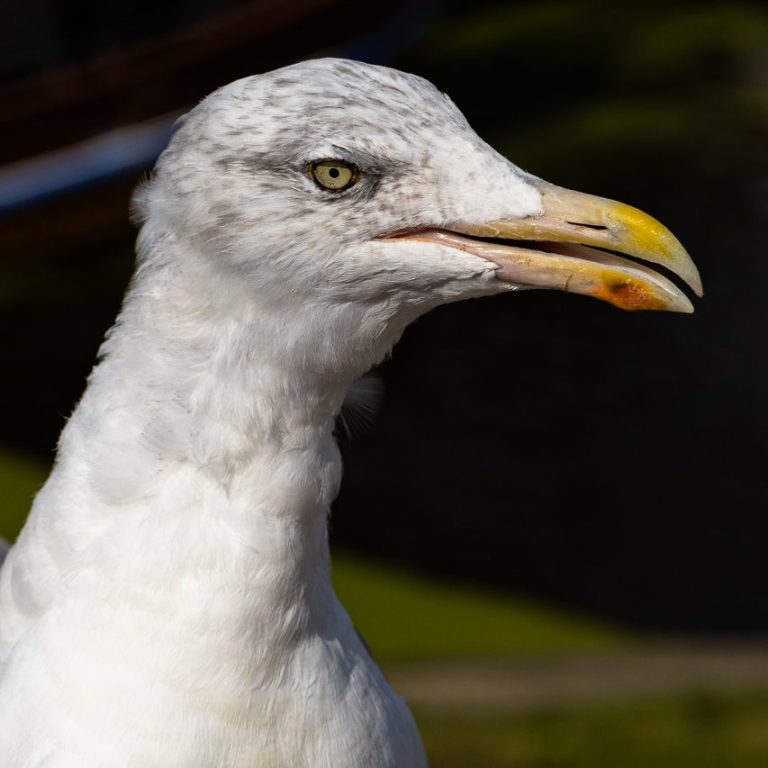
left=310, top=160, right=357, bottom=191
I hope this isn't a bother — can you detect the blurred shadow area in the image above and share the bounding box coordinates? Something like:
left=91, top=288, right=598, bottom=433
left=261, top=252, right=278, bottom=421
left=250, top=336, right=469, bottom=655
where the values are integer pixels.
left=336, top=0, right=768, bottom=635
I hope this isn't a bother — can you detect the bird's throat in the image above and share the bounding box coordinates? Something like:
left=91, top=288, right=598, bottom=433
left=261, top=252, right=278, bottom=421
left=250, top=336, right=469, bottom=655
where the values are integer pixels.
left=45, top=250, right=361, bottom=648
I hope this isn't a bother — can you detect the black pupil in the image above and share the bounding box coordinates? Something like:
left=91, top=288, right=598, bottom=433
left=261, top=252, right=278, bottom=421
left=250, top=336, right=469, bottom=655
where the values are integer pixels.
left=329, top=167, right=340, bottom=179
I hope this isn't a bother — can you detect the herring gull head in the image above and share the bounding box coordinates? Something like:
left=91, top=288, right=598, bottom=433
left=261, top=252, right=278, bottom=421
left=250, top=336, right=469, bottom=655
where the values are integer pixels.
left=132, top=57, right=700, bottom=375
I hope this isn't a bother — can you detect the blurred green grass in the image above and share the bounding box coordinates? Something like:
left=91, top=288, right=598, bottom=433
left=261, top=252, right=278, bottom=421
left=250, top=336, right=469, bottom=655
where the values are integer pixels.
left=415, top=692, right=768, bottom=768
left=334, top=556, right=625, bottom=663
left=0, top=448, right=48, bottom=540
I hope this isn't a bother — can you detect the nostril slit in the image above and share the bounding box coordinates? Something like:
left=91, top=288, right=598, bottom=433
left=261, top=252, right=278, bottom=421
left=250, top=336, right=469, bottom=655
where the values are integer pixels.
left=568, top=221, right=609, bottom=231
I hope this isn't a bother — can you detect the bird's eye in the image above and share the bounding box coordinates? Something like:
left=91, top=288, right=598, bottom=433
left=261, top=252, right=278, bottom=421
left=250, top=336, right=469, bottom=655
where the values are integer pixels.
left=309, top=160, right=358, bottom=192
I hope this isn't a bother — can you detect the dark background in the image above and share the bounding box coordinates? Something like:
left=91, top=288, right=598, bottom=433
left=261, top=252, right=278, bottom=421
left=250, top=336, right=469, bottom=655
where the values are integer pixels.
left=1, top=0, right=766, bottom=632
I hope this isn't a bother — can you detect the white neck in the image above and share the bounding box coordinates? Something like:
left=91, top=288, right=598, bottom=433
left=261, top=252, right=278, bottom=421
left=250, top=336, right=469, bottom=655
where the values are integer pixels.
left=61, top=231, right=370, bottom=591
left=49, top=228, right=422, bottom=658
left=0, top=228, right=427, bottom=766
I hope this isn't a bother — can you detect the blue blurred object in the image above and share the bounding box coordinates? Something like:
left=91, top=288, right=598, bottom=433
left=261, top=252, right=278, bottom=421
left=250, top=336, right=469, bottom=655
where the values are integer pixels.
left=0, top=115, right=178, bottom=214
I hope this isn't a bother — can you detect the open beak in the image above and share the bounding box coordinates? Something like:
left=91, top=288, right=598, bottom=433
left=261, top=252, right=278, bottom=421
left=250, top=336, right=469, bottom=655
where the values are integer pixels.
left=396, top=181, right=702, bottom=313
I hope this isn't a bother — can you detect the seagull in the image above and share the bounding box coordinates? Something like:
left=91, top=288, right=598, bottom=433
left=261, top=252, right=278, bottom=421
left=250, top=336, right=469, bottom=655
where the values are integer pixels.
left=0, top=58, right=701, bottom=766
